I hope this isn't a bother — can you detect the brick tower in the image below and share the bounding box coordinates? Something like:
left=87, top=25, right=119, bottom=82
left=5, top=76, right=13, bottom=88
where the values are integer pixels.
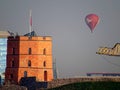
left=5, top=35, right=53, bottom=84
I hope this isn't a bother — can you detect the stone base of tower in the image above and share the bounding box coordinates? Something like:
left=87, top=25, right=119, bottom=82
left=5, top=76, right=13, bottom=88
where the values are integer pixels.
left=5, top=67, right=53, bottom=84
left=17, top=68, right=53, bottom=82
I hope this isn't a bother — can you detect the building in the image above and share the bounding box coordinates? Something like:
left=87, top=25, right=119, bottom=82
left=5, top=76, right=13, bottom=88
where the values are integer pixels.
left=0, top=30, right=11, bottom=84
left=0, top=38, right=7, bottom=74
left=87, top=73, right=120, bottom=77
left=5, top=34, right=53, bottom=84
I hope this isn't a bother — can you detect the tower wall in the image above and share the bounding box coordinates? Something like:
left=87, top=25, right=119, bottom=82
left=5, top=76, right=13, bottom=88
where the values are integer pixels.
left=5, top=36, right=53, bottom=84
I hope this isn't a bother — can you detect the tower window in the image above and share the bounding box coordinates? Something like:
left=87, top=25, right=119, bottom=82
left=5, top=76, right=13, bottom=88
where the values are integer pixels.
left=10, top=74, right=13, bottom=79
left=28, top=48, right=32, bottom=54
left=43, top=61, right=46, bottom=67
left=24, top=71, right=27, bottom=77
left=11, top=60, right=15, bottom=67
left=44, top=71, right=47, bottom=81
left=43, top=48, right=46, bottom=55
left=28, top=60, right=31, bottom=67
left=12, top=48, right=15, bottom=54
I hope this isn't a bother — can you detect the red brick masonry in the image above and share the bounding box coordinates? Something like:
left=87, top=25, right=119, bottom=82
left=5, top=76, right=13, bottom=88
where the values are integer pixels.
left=5, top=36, right=53, bottom=84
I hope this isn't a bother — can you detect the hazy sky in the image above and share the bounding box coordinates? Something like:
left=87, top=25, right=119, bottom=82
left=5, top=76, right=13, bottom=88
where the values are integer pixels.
left=0, top=0, right=120, bottom=78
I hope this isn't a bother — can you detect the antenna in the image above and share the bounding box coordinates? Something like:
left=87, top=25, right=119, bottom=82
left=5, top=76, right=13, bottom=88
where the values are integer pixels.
left=53, top=58, right=58, bottom=79
left=29, top=10, right=32, bottom=35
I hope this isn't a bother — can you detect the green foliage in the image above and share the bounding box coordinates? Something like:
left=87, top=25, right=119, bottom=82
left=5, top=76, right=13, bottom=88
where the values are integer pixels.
left=48, top=81, right=120, bottom=90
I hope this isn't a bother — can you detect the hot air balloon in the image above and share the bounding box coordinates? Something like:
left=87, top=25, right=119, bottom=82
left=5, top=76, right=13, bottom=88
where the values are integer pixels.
left=85, top=14, right=99, bottom=32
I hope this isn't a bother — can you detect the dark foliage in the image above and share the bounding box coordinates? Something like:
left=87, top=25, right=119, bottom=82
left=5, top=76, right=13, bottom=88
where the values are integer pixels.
left=48, top=81, right=120, bottom=90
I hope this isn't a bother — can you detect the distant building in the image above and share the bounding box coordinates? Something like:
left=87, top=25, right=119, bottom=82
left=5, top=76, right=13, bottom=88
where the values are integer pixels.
left=0, top=30, right=11, bottom=82
left=5, top=32, right=53, bottom=84
left=87, top=73, right=120, bottom=76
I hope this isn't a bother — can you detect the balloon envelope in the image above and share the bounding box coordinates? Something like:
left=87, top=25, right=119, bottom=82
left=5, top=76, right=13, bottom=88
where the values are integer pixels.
left=85, top=14, right=99, bottom=32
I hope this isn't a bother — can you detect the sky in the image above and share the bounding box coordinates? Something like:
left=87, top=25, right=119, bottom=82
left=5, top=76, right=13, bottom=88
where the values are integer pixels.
left=0, top=0, right=120, bottom=78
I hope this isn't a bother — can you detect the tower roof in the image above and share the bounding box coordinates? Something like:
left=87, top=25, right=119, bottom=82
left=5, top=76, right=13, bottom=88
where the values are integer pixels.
left=24, top=31, right=37, bottom=36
